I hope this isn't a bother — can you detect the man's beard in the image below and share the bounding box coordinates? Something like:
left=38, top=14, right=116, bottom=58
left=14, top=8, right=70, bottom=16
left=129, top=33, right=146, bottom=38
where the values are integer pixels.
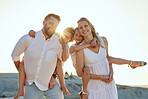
left=44, top=27, right=55, bottom=37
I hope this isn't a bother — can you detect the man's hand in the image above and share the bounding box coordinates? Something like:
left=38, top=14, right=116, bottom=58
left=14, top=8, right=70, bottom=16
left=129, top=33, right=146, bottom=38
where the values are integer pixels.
left=48, top=75, right=56, bottom=89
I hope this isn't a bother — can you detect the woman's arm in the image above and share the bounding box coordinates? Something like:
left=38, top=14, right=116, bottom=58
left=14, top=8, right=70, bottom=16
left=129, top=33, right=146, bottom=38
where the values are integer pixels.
left=76, top=49, right=110, bottom=82
left=102, top=37, right=114, bottom=81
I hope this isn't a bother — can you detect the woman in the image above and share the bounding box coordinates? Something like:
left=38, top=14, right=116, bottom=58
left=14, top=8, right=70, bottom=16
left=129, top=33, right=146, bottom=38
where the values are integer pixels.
left=76, top=17, right=147, bottom=99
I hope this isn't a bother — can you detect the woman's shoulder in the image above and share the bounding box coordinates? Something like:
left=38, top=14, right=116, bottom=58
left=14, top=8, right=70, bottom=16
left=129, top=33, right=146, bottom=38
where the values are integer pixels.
left=99, top=36, right=108, bottom=42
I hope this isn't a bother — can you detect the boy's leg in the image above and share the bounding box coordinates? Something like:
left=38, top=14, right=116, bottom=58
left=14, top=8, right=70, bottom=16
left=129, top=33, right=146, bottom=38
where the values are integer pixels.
left=45, top=79, right=64, bottom=99
left=56, top=58, right=70, bottom=95
left=24, top=83, right=44, bottom=99
left=15, top=60, right=26, bottom=99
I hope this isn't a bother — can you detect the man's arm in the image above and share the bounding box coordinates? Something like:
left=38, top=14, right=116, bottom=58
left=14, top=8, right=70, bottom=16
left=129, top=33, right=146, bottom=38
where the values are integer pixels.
left=11, top=34, right=32, bottom=71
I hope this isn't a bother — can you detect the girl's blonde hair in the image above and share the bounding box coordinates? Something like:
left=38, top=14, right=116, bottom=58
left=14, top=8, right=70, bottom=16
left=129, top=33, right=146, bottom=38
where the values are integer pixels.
left=77, top=17, right=104, bottom=48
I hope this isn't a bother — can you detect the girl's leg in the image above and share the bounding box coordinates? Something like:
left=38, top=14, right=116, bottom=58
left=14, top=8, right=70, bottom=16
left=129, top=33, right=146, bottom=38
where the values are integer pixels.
left=81, top=66, right=90, bottom=99
left=56, top=59, right=70, bottom=95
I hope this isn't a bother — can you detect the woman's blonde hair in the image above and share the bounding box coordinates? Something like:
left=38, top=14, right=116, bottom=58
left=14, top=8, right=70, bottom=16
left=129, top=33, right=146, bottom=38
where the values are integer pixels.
left=77, top=17, right=104, bottom=48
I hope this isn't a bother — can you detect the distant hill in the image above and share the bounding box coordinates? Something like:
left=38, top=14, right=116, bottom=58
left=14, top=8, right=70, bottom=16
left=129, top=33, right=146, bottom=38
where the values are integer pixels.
left=0, top=73, right=148, bottom=99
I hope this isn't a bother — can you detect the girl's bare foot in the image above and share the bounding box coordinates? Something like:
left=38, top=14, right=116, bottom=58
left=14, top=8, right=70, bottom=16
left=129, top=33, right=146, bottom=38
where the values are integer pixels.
left=61, top=86, right=70, bottom=95
left=130, top=61, right=147, bottom=69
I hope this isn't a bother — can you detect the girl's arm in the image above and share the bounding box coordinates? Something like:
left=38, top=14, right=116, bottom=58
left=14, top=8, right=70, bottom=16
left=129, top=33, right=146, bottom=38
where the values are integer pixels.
left=69, top=43, right=91, bottom=54
left=76, top=50, right=110, bottom=83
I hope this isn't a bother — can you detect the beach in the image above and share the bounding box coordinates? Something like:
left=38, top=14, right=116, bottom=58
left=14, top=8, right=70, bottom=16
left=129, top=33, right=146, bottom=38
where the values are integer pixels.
left=0, top=73, right=148, bottom=99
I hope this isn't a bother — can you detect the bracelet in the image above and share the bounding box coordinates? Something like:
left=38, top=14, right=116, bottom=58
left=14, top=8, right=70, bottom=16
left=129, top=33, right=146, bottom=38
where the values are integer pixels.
left=128, top=60, right=133, bottom=67
left=52, top=74, right=57, bottom=78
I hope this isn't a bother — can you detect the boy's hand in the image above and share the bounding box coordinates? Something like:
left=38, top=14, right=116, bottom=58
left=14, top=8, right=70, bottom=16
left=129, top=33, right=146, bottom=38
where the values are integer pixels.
left=28, top=30, right=36, bottom=38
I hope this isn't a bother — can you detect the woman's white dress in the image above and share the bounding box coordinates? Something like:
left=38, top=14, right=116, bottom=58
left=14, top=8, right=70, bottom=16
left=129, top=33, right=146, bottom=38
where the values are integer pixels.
left=83, top=37, right=118, bottom=99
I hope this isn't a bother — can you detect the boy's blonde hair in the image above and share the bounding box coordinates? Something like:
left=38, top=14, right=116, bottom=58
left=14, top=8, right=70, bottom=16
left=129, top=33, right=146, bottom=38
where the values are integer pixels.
left=63, top=27, right=75, bottom=42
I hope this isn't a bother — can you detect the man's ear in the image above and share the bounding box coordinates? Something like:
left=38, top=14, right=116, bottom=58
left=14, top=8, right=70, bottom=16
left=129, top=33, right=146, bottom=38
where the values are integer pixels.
left=43, top=20, right=45, bottom=25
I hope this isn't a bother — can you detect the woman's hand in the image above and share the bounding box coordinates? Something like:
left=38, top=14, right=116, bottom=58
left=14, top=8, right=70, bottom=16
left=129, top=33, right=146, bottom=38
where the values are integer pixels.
left=100, top=75, right=111, bottom=83
left=109, top=72, right=113, bottom=82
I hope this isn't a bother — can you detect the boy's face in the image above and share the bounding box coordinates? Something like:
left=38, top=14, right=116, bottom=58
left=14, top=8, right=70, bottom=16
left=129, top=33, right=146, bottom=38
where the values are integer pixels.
left=62, top=31, right=72, bottom=43
left=74, top=29, right=83, bottom=44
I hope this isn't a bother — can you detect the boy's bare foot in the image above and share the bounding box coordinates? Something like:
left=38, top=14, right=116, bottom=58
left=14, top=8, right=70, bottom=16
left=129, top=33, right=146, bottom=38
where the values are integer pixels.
left=61, top=86, right=70, bottom=95
left=14, top=89, right=24, bottom=99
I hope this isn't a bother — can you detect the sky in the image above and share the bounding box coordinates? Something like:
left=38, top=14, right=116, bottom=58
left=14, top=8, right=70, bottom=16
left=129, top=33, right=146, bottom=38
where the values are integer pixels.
left=0, top=0, right=148, bottom=85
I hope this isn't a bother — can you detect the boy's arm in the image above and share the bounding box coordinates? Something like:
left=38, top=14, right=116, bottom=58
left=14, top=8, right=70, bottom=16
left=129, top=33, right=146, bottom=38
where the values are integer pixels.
left=11, top=34, right=32, bottom=70
left=59, top=37, right=69, bottom=62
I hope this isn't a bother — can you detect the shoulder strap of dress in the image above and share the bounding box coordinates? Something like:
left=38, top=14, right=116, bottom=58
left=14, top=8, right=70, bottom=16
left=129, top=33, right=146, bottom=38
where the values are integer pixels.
left=98, top=36, right=105, bottom=47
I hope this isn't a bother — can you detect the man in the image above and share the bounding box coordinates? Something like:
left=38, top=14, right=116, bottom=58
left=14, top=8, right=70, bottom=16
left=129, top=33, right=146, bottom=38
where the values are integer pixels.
left=11, top=13, right=64, bottom=99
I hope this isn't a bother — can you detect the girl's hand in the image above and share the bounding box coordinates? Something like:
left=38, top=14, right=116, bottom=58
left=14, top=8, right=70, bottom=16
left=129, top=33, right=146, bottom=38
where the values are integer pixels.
left=90, top=42, right=96, bottom=48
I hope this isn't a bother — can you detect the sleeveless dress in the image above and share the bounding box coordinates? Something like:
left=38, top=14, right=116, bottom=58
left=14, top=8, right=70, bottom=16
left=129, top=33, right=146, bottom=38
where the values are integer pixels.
left=83, top=37, right=118, bottom=99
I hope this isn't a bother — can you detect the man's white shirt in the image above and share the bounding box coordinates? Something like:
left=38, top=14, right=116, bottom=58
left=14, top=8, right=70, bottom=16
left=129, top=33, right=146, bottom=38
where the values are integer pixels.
left=11, top=30, right=62, bottom=91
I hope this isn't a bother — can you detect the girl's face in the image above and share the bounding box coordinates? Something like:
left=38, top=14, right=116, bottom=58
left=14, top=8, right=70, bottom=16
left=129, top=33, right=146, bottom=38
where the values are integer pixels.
left=78, top=21, right=91, bottom=37
left=62, top=31, right=72, bottom=43
left=74, top=29, right=83, bottom=44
